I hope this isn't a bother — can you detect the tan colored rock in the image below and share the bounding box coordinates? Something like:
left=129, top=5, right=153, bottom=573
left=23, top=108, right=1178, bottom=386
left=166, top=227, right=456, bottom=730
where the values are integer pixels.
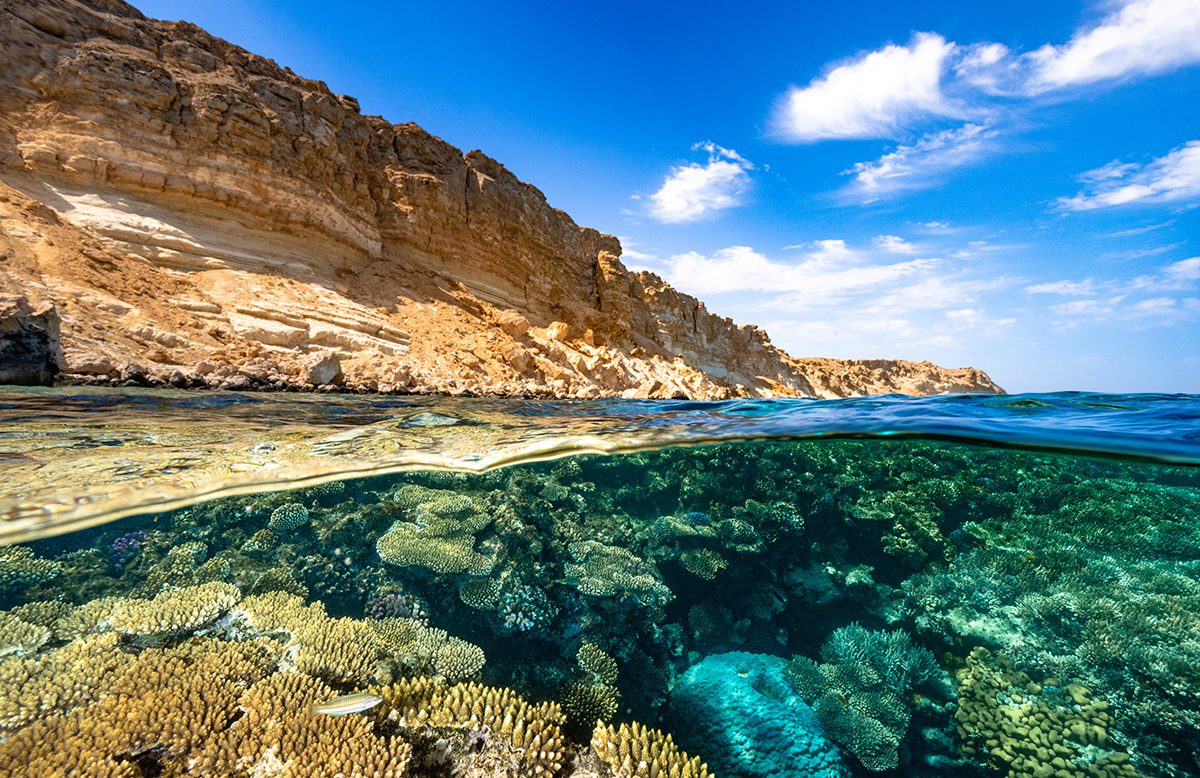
left=0, top=0, right=1001, bottom=399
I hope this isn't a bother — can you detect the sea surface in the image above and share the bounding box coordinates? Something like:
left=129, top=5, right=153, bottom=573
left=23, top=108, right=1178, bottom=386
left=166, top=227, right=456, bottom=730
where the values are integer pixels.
left=1, top=387, right=1198, bottom=777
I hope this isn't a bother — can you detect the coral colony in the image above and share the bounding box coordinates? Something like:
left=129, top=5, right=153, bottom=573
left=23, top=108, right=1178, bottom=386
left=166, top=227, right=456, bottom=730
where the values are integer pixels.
left=1, top=439, right=1191, bottom=776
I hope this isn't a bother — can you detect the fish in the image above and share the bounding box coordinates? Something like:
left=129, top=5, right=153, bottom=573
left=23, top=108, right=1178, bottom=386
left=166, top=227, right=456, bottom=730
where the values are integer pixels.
left=310, top=692, right=384, bottom=716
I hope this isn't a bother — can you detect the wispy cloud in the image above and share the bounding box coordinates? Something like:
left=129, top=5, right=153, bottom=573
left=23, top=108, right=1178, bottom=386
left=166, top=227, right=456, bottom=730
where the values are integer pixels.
left=841, top=123, right=1001, bottom=202
left=1058, top=140, right=1200, bottom=211
left=655, top=235, right=1018, bottom=358
left=768, top=33, right=963, bottom=142
left=643, top=142, right=754, bottom=223
left=1026, top=0, right=1200, bottom=92
left=1028, top=256, right=1200, bottom=326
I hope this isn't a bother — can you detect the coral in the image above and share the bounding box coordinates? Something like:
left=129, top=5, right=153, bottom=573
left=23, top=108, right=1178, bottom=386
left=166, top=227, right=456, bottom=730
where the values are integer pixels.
left=0, top=613, right=50, bottom=657
left=784, top=625, right=944, bottom=771
left=420, top=681, right=568, bottom=777
left=194, top=671, right=411, bottom=777
left=670, top=652, right=849, bottom=778
left=565, top=681, right=619, bottom=729
left=459, top=578, right=501, bottom=609
left=432, top=638, right=487, bottom=681
left=241, top=527, right=279, bottom=554
left=0, top=633, right=131, bottom=732
left=591, top=721, right=713, bottom=778
left=0, top=546, right=61, bottom=593
left=578, top=642, right=619, bottom=685
left=107, top=530, right=147, bottom=567
left=565, top=540, right=672, bottom=606
left=292, top=616, right=380, bottom=683
left=678, top=548, right=727, bottom=580
left=498, top=584, right=559, bottom=632
left=953, top=648, right=1137, bottom=778
left=268, top=502, right=310, bottom=533
left=369, top=617, right=486, bottom=681
left=108, top=581, right=241, bottom=635
left=376, top=520, right=495, bottom=575
left=367, top=589, right=426, bottom=620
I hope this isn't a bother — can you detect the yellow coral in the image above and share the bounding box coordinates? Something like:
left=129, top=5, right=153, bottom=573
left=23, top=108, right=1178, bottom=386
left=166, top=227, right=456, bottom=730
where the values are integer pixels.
left=0, top=613, right=50, bottom=657
left=432, top=637, right=486, bottom=681
left=291, top=616, right=380, bottom=683
left=108, top=581, right=241, bottom=635
left=376, top=520, right=495, bottom=575
left=564, top=681, right=619, bottom=727
left=194, top=671, right=411, bottom=777
left=591, top=721, right=713, bottom=778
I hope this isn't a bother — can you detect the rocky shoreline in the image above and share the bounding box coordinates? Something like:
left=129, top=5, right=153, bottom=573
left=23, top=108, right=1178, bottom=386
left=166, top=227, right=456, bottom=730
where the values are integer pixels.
left=0, top=0, right=1001, bottom=400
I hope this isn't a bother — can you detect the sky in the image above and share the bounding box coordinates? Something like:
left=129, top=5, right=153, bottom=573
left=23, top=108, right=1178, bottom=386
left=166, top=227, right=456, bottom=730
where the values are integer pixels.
left=133, top=0, right=1200, bottom=393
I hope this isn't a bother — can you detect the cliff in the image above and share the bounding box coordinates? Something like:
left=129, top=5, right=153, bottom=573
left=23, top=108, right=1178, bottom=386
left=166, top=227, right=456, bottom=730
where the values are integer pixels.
left=0, top=0, right=1001, bottom=399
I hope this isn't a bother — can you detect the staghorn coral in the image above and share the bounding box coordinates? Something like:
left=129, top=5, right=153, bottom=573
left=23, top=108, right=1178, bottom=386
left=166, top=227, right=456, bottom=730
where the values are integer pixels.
left=370, top=617, right=486, bottom=681
left=424, top=681, right=568, bottom=777
left=459, top=578, right=501, bottom=609
left=591, top=721, right=713, bottom=778
left=268, top=502, right=311, bottom=533
left=108, top=581, right=241, bottom=635
left=194, top=671, right=412, bottom=777
left=376, top=520, right=495, bottom=575
left=0, top=632, right=131, bottom=732
left=565, top=540, right=672, bottom=606
left=432, top=637, right=486, bottom=681
left=564, top=681, right=619, bottom=730
left=291, top=615, right=380, bottom=683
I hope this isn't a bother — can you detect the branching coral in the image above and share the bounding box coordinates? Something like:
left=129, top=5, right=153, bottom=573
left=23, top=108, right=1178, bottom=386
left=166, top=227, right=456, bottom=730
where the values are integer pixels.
left=108, top=581, right=241, bottom=635
left=591, top=721, right=713, bottom=778
left=0, top=546, right=61, bottom=593
left=0, top=613, right=50, bottom=657
left=784, top=625, right=943, bottom=771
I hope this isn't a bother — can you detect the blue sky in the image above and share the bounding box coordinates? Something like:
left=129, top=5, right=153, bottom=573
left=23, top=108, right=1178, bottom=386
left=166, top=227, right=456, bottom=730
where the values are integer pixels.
left=135, top=0, right=1200, bottom=393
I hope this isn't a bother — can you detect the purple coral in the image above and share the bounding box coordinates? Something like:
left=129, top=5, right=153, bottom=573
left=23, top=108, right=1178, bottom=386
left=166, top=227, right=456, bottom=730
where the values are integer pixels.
left=366, top=591, right=425, bottom=621
left=109, top=530, right=147, bottom=567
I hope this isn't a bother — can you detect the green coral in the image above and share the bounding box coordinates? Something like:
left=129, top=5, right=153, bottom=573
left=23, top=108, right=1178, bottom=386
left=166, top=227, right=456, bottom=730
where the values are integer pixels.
left=785, top=625, right=943, bottom=771
left=0, top=547, right=61, bottom=593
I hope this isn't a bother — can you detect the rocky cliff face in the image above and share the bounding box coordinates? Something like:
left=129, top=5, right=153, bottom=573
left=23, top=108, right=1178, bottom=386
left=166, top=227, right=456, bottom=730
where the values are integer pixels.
left=0, top=0, right=1001, bottom=398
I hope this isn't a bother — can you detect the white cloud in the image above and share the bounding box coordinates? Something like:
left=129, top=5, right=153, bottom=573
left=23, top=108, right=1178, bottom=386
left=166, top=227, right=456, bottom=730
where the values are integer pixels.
left=769, top=33, right=962, bottom=142
left=841, top=123, right=1000, bottom=202
left=873, top=235, right=918, bottom=253
left=662, top=241, right=938, bottom=302
left=1027, top=0, right=1200, bottom=92
left=1033, top=256, right=1200, bottom=326
left=1026, top=279, right=1099, bottom=295
left=645, top=142, right=753, bottom=223
left=1059, top=140, right=1200, bottom=211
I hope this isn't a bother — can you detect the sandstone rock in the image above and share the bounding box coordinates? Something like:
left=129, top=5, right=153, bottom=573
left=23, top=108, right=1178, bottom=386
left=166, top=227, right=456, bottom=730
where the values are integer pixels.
left=299, top=350, right=343, bottom=386
left=0, top=296, right=61, bottom=385
left=0, top=0, right=1002, bottom=398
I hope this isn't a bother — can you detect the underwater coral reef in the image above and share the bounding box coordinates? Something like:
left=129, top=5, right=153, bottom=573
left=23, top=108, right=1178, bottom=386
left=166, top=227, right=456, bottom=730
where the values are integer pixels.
left=2, top=439, right=1197, bottom=776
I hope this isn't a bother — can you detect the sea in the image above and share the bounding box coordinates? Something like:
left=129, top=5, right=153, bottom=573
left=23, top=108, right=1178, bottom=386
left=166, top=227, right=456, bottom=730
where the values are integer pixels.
left=0, top=386, right=1198, bottom=778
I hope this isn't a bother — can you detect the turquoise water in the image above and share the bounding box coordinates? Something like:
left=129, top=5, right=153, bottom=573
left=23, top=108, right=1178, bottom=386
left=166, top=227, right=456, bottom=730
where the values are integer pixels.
left=0, top=389, right=1198, bottom=777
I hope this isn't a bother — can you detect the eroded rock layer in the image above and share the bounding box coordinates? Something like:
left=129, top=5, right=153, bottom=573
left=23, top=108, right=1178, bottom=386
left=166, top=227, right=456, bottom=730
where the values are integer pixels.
left=0, top=0, right=1001, bottom=398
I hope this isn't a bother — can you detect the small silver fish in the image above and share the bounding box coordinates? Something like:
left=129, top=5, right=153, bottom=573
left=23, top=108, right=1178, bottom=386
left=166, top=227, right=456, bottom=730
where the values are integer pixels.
left=310, top=692, right=384, bottom=716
